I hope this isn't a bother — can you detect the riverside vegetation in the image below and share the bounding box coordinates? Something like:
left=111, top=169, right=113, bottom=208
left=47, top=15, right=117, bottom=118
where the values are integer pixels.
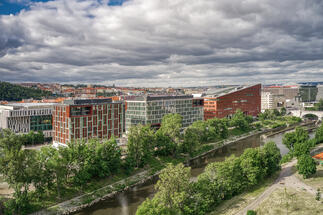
left=135, top=119, right=323, bottom=215
left=0, top=109, right=302, bottom=214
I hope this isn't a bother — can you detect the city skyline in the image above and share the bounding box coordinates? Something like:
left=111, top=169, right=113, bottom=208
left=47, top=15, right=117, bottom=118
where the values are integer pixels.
left=1, top=0, right=323, bottom=87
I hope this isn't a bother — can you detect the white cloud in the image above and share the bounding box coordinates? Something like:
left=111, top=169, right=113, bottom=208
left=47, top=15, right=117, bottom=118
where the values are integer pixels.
left=0, top=0, right=323, bottom=87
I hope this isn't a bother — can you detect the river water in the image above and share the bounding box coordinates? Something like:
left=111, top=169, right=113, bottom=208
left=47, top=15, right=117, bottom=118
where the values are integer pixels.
left=76, top=130, right=315, bottom=215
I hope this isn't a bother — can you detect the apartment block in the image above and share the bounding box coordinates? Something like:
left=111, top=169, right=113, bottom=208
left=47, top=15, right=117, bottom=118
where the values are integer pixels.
left=204, top=84, right=261, bottom=120
left=125, top=95, right=204, bottom=131
left=0, top=103, right=54, bottom=137
left=261, top=91, right=274, bottom=111
left=53, top=98, right=124, bottom=146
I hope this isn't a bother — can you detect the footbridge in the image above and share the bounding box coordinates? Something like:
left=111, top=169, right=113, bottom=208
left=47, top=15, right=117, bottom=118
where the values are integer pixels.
left=290, top=110, right=323, bottom=120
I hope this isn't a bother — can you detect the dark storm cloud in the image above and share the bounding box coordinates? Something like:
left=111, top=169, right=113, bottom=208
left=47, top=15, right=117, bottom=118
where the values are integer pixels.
left=0, top=0, right=323, bottom=86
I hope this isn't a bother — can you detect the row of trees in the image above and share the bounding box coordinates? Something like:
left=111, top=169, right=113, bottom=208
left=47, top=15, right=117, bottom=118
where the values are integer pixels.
left=21, top=130, right=45, bottom=145
left=0, top=110, right=255, bottom=214
left=0, top=130, right=122, bottom=214
left=258, top=108, right=287, bottom=121
left=136, top=142, right=282, bottom=215
left=127, top=110, right=253, bottom=169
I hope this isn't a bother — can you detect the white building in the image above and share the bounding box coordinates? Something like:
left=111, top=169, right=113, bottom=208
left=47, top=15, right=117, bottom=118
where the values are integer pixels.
left=0, top=103, right=55, bottom=138
left=261, top=91, right=273, bottom=111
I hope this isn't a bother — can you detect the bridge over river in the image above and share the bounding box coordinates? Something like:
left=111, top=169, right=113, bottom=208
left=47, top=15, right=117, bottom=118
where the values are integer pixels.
left=290, top=109, right=323, bottom=120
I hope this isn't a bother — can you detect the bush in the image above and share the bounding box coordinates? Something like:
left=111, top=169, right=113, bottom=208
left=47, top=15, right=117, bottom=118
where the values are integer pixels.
left=247, top=210, right=257, bottom=215
left=297, top=154, right=317, bottom=179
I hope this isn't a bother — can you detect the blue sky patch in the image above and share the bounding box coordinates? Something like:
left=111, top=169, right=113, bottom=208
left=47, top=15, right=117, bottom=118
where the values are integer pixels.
left=0, top=0, right=128, bottom=15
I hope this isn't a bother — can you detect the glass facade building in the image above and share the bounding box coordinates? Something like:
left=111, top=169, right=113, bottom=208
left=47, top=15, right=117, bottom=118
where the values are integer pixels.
left=0, top=103, right=54, bottom=137
left=125, top=95, right=204, bottom=131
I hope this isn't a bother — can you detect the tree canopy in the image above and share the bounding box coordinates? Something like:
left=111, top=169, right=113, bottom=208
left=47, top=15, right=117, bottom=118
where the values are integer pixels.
left=0, top=82, right=52, bottom=101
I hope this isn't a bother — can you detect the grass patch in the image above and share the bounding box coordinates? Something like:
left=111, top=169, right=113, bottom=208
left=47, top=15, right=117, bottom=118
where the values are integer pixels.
left=209, top=171, right=280, bottom=215
left=256, top=187, right=323, bottom=215
left=229, top=128, right=250, bottom=137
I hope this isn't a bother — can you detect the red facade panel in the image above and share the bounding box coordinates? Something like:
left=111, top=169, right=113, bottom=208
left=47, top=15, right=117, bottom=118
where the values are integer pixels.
left=204, top=84, right=261, bottom=120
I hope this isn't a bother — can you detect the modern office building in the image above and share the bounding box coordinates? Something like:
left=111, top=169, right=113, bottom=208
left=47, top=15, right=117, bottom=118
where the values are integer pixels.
left=0, top=103, right=54, bottom=137
left=125, top=95, right=204, bottom=131
left=263, top=85, right=299, bottom=100
left=299, top=85, right=318, bottom=102
left=316, top=85, right=323, bottom=101
left=52, top=98, right=125, bottom=146
left=204, top=84, right=261, bottom=120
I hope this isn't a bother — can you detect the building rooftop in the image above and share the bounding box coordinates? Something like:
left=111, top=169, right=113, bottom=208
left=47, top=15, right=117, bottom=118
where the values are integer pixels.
left=0, top=103, right=56, bottom=110
left=126, top=94, right=193, bottom=101
left=63, top=98, right=121, bottom=105
left=205, top=84, right=260, bottom=98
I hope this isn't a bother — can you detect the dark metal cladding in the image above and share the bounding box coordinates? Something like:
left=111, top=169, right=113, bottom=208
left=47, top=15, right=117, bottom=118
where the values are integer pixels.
left=64, top=98, right=113, bottom=105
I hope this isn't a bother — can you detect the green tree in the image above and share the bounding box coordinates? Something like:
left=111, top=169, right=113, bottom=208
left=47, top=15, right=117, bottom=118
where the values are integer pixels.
left=262, top=142, right=281, bottom=175
left=189, top=120, right=208, bottom=143
left=247, top=210, right=257, bottom=215
left=273, top=109, right=281, bottom=117
left=47, top=147, right=69, bottom=198
left=231, top=109, right=250, bottom=131
left=32, top=146, right=57, bottom=197
left=155, top=132, right=175, bottom=156
left=207, top=118, right=229, bottom=140
left=297, top=154, right=316, bottom=179
left=154, top=163, right=191, bottom=214
left=280, top=107, right=287, bottom=116
left=68, top=140, right=93, bottom=187
left=293, top=140, right=312, bottom=158
left=182, top=126, right=201, bottom=155
left=90, top=137, right=122, bottom=178
left=136, top=197, right=177, bottom=215
left=315, top=123, right=323, bottom=144
left=137, top=163, right=191, bottom=215
left=0, top=130, right=36, bottom=214
left=157, top=114, right=183, bottom=156
left=198, top=155, right=244, bottom=200
left=282, top=127, right=309, bottom=150
left=240, top=148, right=266, bottom=186
left=127, top=124, right=155, bottom=168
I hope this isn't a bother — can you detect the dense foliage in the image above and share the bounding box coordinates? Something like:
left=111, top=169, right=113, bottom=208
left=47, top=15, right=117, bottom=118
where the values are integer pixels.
left=282, top=127, right=309, bottom=151
left=281, top=124, right=323, bottom=178
left=21, top=131, right=45, bottom=145
left=137, top=142, right=281, bottom=215
left=258, top=109, right=301, bottom=129
left=1, top=110, right=293, bottom=214
left=0, top=130, right=121, bottom=214
left=0, top=82, right=52, bottom=101
left=297, top=154, right=317, bottom=179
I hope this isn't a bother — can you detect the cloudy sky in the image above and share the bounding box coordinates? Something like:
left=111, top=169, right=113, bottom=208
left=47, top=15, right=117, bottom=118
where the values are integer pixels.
left=0, top=0, right=323, bottom=87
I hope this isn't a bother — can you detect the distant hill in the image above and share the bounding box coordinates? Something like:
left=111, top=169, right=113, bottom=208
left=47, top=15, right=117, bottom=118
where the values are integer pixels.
left=0, top=82, right=52, bottom=101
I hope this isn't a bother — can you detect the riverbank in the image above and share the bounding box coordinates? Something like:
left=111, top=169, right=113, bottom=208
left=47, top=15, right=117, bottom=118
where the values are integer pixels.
left=31, top=123, right=318, bottom=215
left=264, top=120, right=316, bottom=138
left=31, top=128, right=268, bottom=215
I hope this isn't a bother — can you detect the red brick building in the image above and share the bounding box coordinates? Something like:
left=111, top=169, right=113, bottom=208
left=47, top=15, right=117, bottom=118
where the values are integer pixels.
left=53, top=98, right=124, bottom=146
left=204, top=84, right=261, bottom=120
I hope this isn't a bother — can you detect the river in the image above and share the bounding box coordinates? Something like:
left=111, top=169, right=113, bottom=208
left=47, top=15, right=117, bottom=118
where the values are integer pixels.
left=76, top=130, right=315, bottom=215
